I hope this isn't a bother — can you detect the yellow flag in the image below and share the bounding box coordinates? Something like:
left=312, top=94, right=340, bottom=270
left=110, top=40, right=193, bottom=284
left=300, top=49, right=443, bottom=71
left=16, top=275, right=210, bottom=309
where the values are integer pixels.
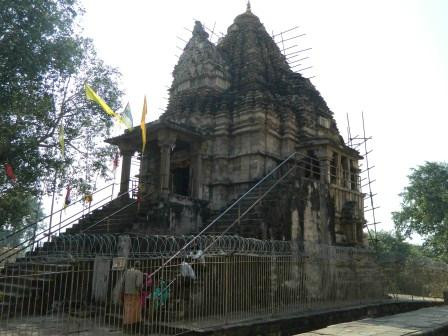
left=84, top=83, right=125, bottom=126
left=58, top=120, right=64, bottom=157
left=141, top=96, right=148, bottom=153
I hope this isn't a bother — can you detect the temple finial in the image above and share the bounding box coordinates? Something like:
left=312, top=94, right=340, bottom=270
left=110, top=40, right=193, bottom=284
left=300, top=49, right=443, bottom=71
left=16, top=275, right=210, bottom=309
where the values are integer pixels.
left=246, top=1, right=251, bottom=13
left=192, top=20, right=209, bottom=39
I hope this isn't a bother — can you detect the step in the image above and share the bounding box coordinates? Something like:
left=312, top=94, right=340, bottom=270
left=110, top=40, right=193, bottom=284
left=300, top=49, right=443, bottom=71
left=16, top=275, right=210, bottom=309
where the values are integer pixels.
left=0, top=282, right=41, bottom=293
left=6, top=262, right=72, bottom=271
left=82, top=225, right=128, bottom=234
left=0, top=289, right=27, bottom=299
left=0, top=302, right=12, bottom=313
left=214, top=212, right=262, bottom=219
left=213, top=211, right=260, bottom=222
left=214, top=217, right=263, bottom=226
left=0, top=274, right=53, bottom=285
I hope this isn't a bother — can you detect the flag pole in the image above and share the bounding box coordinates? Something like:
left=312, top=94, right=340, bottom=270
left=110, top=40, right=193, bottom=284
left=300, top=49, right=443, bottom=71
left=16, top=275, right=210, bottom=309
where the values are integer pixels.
left=58, top=208, right=63, bottom=235
left=31, top=197, right=40, bottom=251
left=48, top=171, right=57, bottom=242
left=111, top=168, right=117, bottom=201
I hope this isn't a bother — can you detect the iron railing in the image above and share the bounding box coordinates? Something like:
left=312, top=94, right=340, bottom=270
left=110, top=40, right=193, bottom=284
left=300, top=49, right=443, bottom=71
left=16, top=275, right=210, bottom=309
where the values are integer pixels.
left=0, top=185, right=141, bottom=265
left=0, top=240, right=446, bottom=335
left=0, top=183, right=116, bottom=247
left=23, top=234, right=294, bottom=259
left=0, top=149, right=376, bottom=335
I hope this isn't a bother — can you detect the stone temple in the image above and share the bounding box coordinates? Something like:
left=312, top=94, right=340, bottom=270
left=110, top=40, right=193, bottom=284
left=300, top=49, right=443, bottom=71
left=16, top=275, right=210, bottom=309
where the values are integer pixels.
left=105, top=5, right=364, bottom=246
left=3, top=8, right=447, bottom=336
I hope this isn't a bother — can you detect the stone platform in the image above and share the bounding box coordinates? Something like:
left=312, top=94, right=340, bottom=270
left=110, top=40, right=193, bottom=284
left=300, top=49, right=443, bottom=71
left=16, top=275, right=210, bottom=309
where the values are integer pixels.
left=172, top=298, right=443, bottom=335
left=0, top=299, right=444, bottom=336
left=298, top=305, right=448, bottom=336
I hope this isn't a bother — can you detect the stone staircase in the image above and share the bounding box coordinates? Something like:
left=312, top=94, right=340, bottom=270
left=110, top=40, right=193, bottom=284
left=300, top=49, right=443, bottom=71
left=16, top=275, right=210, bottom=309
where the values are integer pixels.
left=25, top=198, right=142, bottom=258
left=65, top=199, right=139, bottom=235
left=0, top=196, right=141, bottom=319
left=0, top=153, right=302, bottom=325
left=0, top=198, right=140, bottom=317
left=204, top=159, right=297, bottom=238
left=26, top=158, right=296, bottom=258
left=0, top=260, right=72, bottom=318
left=16, top=151, right=301, bottom=261
left=206, top=192, right=268, bottom=237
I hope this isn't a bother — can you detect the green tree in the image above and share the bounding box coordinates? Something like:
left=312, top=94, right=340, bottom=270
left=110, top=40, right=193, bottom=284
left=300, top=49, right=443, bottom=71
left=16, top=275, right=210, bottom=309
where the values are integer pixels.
left=0, top=195, right=45, bottom=247
left=393, top=162, right=448, bottom=261
left=370, top=230, right=424, bottom=260
left=0, top=0, right=123, bottom=229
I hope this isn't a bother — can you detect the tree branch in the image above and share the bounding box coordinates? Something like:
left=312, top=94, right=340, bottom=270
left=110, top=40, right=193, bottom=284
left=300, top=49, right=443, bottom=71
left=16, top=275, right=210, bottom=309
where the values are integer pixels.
left=67, top=142, right=88, bottom=155
left=36, top=77, right=73, bottom=144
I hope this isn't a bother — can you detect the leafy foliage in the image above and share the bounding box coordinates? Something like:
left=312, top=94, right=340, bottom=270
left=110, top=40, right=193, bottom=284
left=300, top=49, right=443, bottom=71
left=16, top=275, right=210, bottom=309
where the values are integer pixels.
left=372, top=231, right=448, bottom=298
left=370, top=230, right=424, bottom=260
left=393, top=162, right=448, bottom=261
left=0, top=0, right=123, bottom=229
left=0, top=195, right=45, bottom=247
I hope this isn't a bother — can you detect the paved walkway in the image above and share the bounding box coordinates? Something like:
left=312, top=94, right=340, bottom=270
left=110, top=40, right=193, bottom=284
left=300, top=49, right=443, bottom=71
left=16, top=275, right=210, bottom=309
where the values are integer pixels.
left=298, top=305, right=448, bottom=335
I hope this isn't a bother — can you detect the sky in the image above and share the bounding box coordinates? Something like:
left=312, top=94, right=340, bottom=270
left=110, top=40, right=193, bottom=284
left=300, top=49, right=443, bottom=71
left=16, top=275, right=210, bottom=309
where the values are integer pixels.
left=78, top=0, right=448, bottom=237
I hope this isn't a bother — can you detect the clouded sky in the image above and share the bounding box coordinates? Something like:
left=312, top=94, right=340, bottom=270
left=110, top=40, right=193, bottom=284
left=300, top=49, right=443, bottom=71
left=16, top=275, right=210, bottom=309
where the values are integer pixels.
left=80, top=0, right=448, bottom=237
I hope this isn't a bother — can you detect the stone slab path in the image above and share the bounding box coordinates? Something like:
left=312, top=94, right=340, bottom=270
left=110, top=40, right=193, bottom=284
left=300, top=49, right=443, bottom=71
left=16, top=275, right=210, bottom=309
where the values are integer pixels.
left=298, top=305, right=448, bottom=335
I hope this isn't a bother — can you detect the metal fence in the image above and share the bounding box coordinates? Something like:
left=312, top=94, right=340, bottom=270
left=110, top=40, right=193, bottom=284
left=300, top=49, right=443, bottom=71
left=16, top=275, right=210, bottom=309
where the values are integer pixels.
left=376, top=252, right=448, bottom=299
left=0, top=237, right=446, bottom=335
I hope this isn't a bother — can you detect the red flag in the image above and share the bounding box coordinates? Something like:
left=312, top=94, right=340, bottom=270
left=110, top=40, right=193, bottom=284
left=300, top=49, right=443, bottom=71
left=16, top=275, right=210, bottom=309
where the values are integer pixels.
left=64, top=185, right=71, bottom=208
left=112, top=153, right=119, bottom=171
left=137, top=191, right=142, bottom=204
left=4, top=163, right=16, bottom=182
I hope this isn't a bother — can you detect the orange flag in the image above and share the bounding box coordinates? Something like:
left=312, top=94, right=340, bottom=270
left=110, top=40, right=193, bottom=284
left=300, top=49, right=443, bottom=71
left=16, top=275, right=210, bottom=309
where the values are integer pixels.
left=141, top=96, right=148, bottom=153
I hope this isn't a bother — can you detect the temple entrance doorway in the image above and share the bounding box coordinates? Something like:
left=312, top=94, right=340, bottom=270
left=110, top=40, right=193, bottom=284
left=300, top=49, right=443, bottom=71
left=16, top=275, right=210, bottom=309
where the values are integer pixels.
left=172, top=165, right=190, bottom=196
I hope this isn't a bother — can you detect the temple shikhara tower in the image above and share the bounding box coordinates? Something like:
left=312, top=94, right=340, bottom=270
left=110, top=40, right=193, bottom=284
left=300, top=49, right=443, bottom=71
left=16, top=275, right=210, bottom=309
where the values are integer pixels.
left=106, top=5, right=364, bottom=246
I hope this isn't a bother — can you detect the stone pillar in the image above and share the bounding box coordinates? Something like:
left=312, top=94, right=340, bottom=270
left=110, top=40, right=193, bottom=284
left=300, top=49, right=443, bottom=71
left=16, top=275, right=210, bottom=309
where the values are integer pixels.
left=139, top=153, right=149, bottom=194
left=316, top=147, right=331, bottom=184
left=191, top=142, right=203, bottom=199
left=347, top=159, right=352, bottom=190
left=337, top=154, right=343, bottom=187
left=351, top=160, right=360, bottom=191
left=157, top=130, right=176, bottom=194
left=280, top=112, right=298, bottom=158
left=291, top=208, right=301, bottom=241
left=119, top=149, right=134, bottom=196
left=316, top=147, right=331, bottom=244
left=159, top=143, right=171, bottom=193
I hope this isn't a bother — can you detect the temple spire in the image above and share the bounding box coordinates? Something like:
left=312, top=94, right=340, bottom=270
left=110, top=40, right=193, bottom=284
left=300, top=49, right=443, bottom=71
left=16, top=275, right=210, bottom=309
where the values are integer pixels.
left=192, top=20, right=209, bottom=40
left=246, top=1, right=251, bottom=13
